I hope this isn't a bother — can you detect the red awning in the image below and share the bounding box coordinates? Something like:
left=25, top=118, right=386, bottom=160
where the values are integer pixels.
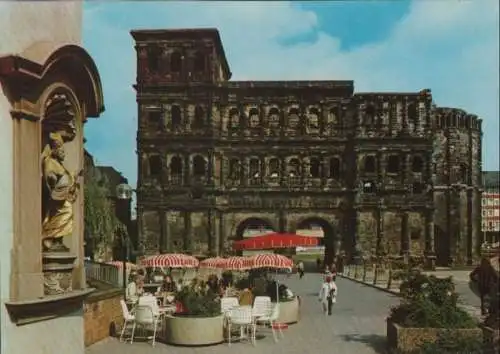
left=232, top=232, right=319, bottom=251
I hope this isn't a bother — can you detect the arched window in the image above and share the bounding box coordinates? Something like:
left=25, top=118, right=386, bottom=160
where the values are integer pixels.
left=364, top=156, right=376, bottom=173
left=147, top=46, right=161, bottom=72
left=269, top=158, right=280, bottom=178
left=170, top=51, right=182, bottom=72
left=249, top=107, right=260, bottom=128
left=171, top=105, right=182, bottom=128
left=149, top=155, right=162, bottom=176
left=194, top=51, right=205, bottom=72
left=362, top=180, right=377, bottom=194
left=287, top=158, right=299, bottom=176
left=411, top=156, right=424, bottom=173
left=193, top=106, right=205, bottom=128
left=329, top=157, right=341, bottom=179
left=365, top=104, right=376, bottom=125
left=170, top=156, right=182, bottom=176
left=460, top=164, right=469, bottom=183
left=288, top=108, right=300, bottom=128
left=407, top=102, right=418, bottom=125
left=249, top=159, right=260, bottom=179
left=268, top=107, right=280, bottom=127
left=309, top=158, right=321, bottom=178
left=387, top=155, right=400, bottom=174
left=229, top=159, right=240, bottom=179
left=229, top=108, right=240, bottom=128
left=193, top=155, right=206, bottom=177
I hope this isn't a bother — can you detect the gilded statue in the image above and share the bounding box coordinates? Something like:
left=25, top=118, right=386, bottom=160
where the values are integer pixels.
left=41, top=131, right=83, bottom=252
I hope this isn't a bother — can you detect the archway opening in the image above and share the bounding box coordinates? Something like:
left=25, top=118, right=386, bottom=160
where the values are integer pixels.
left=296, top=217, right=338, bottom=268
left=232, top=218, right=275, bottom=255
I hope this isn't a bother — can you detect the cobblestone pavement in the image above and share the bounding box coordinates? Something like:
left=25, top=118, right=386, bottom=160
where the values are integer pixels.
left=86, top=273, right=399, bottom=354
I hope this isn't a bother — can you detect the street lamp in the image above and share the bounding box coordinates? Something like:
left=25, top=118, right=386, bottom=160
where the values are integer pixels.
left=116, top=183, right=134, bottom=298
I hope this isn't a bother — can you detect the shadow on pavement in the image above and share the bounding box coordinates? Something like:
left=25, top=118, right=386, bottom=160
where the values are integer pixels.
left=339, top=334, right=388, bottom=354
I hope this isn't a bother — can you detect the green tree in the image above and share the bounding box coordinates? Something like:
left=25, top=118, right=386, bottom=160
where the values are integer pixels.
left=84, top=171, right=120, bottom=261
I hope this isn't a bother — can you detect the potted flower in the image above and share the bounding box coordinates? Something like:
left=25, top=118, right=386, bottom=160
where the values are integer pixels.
left=387, top=269, right=483, bottom=353
left=163, top=286, right=224, bottom=346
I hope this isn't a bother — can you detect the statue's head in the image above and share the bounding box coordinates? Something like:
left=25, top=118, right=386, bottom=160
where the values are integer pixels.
left=49, top=132, right=65, bottom=161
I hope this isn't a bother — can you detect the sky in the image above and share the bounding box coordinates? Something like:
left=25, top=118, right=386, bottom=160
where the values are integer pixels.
left=82, top=0, right=500, bottom=189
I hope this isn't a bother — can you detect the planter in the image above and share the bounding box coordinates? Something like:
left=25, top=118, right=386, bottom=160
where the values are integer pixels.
left=162, top=314, right=224, bottom=346
left=482, top=325, right=500, bottom=352
left=387, top=320, right=483, bottom=353
left=275, top=296, right=300, bottom=324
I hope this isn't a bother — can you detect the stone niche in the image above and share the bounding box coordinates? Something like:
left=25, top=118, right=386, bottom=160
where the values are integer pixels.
left=0, top=44, right=104, bottom=324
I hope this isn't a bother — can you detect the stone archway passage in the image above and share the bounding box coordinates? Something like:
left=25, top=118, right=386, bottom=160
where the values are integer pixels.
left=296, top=217, right=337, bottom=268
left=234, top=217, right=276, bottom=241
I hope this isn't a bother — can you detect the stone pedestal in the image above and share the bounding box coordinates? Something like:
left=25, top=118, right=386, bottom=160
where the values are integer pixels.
left=42, top=252, right=77, bottom=295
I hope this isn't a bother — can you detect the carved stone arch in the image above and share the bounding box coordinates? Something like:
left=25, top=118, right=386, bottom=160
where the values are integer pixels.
left=231, top=216, right=278, bottom=241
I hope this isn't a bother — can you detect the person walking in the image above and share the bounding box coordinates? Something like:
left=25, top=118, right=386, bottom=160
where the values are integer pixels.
left=297, top=261, right=305, bottom=279
left=318, top=275, right=337, bottom=316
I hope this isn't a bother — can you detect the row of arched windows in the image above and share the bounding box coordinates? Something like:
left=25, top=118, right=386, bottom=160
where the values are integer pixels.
left=361, top=155, right=425, bottom=174
left=147, top=105, right=206, bottom=129
left=147, top=47, right=205, bottom=74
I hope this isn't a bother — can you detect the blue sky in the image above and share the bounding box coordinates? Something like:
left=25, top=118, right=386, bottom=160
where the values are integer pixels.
left=83, top=0, right=499, bottom=188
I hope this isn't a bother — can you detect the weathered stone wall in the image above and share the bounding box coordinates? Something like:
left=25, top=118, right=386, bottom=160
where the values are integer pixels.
left=83, top=290, right=122, bottom=347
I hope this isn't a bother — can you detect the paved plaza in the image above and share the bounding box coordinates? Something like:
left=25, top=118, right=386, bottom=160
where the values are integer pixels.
left=86, top=274, right=399, bottom=354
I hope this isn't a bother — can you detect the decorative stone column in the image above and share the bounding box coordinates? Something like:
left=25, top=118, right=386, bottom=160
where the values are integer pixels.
left=424, top=207, right=436, bottom=270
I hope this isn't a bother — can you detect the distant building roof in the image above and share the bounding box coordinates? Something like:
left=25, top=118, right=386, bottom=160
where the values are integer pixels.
left=95, top=166, right=128, bottom=197
left=483, top=171, right=499, bottom=190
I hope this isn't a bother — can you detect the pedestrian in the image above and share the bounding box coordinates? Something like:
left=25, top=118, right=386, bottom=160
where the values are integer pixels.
left=316, top=257, right=322, bottom=272
left=330, top=263, right=337, bottom=281
left=318, top=275, right=337, bottom=316
left=297, top=261, right=305, bottom=279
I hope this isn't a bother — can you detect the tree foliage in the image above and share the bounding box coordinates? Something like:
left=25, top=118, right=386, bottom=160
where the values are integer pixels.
left=84, top=171, right=120, bottom=259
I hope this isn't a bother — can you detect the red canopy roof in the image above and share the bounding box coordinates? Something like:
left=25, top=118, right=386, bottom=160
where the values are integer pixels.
left=232, top=232, right=319, bottom=251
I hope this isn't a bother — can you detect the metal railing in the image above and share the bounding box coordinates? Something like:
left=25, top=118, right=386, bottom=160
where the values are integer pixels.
left=84, top=260, right=121, bottom=288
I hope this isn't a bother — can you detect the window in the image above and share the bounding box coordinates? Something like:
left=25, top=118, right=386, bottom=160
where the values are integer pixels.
left=482, top=210, right=486, bottom=217
left=192, top=155, right=206, bottom=177
left=170, top=156, right=182, bottom=176
left=268, top=107, right=280, bottom=127
left=148, top=111, right=161, bottom=124
left=249, top=159, right=260, bottom=180
left=229, top=159, right=240, bottom=179
left=229, top=108, right=240, bottom=128
left=170, top=51, right=182, bottom=72
left=364, top=156, right=376, bottom=173
left=309, top=158, right=321, bottom=178
left=269, top=158, right=280, bottom=178
left=364, top=104, right=376, bottom=125
left=288, top=108, right=300, bottom=128
left=193, top=106, right=205, bottom=128
left=412, top=182, right=425, bottom=194
left=149, top=155, right=162, bottom=176
left=329, top=158, right=341, bottom=179
left=407, top=102, right=418, bottom=125
left=411, top=156, right=424, bottom=173
left=147, top=47, right=161, bottom=72
left=194, top=51, right=205, bottom=72
left=494, top=199, right=500, bottom=206
left=362, top=180, right=377, bottom=193
left=249, top=108, right=260, bottom=128
left=171, top=105, right=182, bottom=128
left=288, top=158, right=300, bottom=177
left=387, top=155, right=400, bottom=174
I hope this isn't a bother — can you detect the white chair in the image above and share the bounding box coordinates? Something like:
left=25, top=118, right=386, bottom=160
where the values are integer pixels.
left=252, top=296, right=271, bottom=318
left=221, top=297, right=239, bottom=316
left=130, top=305, right=161, bottom=347
left=119, top=300, right=135, bottom=342
left=256, top=303, right=283, bottom=342
left=138, top=295, right=161, bottom=318
left=227, top=306, right=256, bottom=346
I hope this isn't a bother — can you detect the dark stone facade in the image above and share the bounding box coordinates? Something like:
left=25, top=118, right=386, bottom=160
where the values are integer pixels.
left=131, top=28, right=482, bottom=266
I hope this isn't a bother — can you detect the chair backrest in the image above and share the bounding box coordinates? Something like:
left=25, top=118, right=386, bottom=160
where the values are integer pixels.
left=221, top=297, right=239, bottom=314
left=120, top=299, right=131, bottom=318
left=252, top=296, right=271, bottom=317
left=229, top=306, right=252, bottom=325
left=139, top=295, right=160, bottom=314
left=135, top=305, right=155, bottom=325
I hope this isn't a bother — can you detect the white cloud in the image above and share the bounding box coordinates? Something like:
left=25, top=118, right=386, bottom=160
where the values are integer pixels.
left=83, top=0, right=499, bottom=186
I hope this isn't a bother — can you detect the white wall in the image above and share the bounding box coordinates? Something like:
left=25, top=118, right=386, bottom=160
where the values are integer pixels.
left=0, top=2, right=84, bottom=354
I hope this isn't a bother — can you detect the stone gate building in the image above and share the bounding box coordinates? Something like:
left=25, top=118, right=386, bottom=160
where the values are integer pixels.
left=131, top=28, right=483, bottom=267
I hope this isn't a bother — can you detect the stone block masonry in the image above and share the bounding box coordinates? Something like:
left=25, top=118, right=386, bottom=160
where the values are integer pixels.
left=84, top=289, right=123, bottom=347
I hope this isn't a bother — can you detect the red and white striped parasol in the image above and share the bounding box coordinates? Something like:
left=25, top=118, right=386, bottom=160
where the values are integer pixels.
left=248, top=254, right=293, bottom=270
left=139, top=254, right=199, bottom=268
left=199, top=257, right=226, bottom=269
left=107, top=261, right=137, bottom=270
left=223, top=256, right=251, bottom=271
